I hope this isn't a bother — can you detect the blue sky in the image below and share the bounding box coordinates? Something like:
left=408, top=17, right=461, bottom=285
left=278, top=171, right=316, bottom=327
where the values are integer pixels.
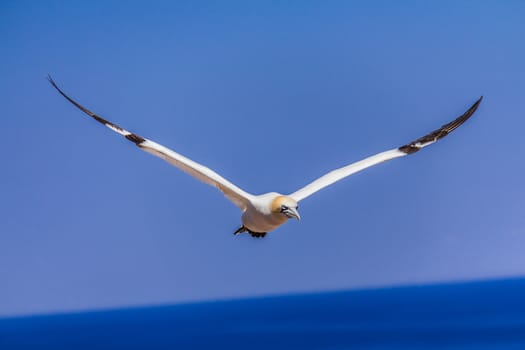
left=1, top=1, right=525, bottom=317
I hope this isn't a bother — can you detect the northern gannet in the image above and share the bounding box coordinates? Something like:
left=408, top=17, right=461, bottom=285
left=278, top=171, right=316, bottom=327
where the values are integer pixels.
left=48, top=76, right=482, bottom=238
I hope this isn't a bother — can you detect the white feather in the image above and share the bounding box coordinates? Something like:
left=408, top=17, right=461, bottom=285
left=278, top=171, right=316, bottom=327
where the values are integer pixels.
left=289, top=149, right=406, bottom=202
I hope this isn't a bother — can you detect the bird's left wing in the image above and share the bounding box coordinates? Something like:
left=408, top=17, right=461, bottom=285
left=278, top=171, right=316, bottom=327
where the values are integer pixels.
left=48, top=76, right=254, bottom=210
left=289, top=97, right=482, bottom=202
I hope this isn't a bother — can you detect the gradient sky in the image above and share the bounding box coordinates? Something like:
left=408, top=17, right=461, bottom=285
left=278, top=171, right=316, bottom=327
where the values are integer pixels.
left=1, top=1, right=525, bottom=317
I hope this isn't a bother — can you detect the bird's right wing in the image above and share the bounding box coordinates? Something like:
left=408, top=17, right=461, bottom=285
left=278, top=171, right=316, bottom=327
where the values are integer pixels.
left=48, top=76, right=254, bottom=210
left=289, top=97, right=482, bottom=202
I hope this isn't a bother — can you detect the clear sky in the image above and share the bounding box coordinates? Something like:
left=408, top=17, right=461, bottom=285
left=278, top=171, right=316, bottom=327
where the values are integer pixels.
left=1, top=1, right=524, bottom=317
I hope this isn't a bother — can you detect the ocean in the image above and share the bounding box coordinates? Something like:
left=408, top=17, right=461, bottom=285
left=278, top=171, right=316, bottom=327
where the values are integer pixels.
left=2, top=278, right=525, bottom=349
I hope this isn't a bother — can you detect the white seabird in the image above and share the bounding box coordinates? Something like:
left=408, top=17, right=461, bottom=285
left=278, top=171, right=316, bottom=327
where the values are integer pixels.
left=48, top=76, right=482, bottom=238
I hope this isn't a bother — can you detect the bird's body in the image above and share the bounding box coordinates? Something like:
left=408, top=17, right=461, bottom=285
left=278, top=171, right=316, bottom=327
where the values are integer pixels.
left=48, top=76, right=482, bottom=238
left=240, top=193, right=298, bottom=236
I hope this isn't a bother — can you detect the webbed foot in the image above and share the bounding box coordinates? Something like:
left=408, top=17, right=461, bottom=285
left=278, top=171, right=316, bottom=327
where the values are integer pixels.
left=233, top=226, right=267, bottom=238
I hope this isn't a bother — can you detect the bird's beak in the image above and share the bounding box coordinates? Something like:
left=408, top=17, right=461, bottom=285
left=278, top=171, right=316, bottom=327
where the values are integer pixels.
left=284, top=207, right=301, bottom=220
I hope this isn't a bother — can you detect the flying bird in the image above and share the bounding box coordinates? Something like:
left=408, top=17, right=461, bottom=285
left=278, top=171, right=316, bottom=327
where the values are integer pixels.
left=48, top=76, right=482, bottom=238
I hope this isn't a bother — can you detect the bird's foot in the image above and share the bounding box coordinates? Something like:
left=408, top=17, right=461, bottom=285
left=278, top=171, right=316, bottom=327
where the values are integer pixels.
left=249, top=231, right=267, bottom=238
left=233, top=226, right=267, bottom=238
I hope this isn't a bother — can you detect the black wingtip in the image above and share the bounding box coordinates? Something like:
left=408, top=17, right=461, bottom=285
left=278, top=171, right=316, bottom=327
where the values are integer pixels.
left=466, top=96, right=483, bottom=116
left=398, top=96, right=482, bottom=155
left=47, top=75, right=102, bottom=119
left=46, top=75, right=70, bottom=100
left=471, top=95, right=483, bottom=111
left=46, top=74, right=56, bottom=86
left=455, top=96, right=483, bottom=127
left=48, top=75, right=148, bottom=146
left=476, top=96, right=483, bottom=108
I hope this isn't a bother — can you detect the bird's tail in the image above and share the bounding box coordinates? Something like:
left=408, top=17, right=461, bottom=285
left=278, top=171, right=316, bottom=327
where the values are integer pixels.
left=233, top=226, right=247, bottom=235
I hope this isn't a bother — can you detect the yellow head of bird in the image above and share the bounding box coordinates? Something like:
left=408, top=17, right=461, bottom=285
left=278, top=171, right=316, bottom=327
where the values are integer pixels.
left=271, top=196, right=300, bottom=220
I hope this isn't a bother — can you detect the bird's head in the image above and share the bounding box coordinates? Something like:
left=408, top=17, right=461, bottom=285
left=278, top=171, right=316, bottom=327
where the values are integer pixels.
left=271, top=196, right=300, bottom=220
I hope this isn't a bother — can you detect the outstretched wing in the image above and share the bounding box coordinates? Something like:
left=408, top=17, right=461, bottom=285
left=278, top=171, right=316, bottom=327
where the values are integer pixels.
left=48, top=76, right=254, bottom=210
left=289, top=97, right=482, bottom=202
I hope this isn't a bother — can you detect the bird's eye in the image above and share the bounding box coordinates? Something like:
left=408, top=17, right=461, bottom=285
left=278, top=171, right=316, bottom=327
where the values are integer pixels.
left=280, top=205, right=289, bottom=212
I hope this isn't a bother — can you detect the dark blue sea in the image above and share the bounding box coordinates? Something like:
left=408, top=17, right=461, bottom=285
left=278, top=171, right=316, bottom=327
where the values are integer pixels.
left=2, top=278, right=525, bottom=349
